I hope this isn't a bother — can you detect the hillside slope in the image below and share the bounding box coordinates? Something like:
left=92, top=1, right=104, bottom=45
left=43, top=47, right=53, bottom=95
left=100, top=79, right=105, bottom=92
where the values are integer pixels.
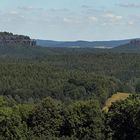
left=112, top=39, right=140, bottom=52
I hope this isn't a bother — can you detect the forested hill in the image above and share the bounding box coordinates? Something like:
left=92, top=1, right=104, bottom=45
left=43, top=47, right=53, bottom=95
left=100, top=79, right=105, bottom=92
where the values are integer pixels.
left=1, top=32, right=140, bottom=55
left=0, top=32, right=36, bottom=47
left=112, top=39, right=140, bottom=52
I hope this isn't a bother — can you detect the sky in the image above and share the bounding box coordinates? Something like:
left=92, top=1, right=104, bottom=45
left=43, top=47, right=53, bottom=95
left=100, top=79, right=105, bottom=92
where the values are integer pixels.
left=0, top=0, right=140, bottom=41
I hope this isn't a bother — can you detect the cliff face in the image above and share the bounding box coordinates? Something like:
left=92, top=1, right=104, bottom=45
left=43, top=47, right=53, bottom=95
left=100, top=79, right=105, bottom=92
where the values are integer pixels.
left=0, top=32, right=36, bottom=47
left=130, top=39, right=140, bottom=46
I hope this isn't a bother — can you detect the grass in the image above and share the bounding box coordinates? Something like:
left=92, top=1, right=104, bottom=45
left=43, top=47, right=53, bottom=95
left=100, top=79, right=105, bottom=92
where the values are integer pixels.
left=103, top=92, right=130, bottom=112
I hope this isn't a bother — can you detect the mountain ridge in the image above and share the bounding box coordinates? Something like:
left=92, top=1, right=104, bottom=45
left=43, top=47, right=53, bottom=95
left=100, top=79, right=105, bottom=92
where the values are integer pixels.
left=36, top=38, right=140, bottom=48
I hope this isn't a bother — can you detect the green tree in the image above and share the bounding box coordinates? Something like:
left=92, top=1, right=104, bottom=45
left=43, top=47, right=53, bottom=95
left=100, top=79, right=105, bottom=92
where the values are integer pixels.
left=28, top=97, right=64, bottom=138
left=0, top=96, right=28, bottom=140
left=105, top=95, right=140, bottom=140
left=61, top=100, right=104, bottom=140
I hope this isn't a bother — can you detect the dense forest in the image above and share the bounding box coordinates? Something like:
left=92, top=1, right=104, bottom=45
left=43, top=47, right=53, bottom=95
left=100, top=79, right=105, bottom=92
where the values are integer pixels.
left=0, top=44, right=140, bottom=139
left=0, top=50, right=140, bottom=104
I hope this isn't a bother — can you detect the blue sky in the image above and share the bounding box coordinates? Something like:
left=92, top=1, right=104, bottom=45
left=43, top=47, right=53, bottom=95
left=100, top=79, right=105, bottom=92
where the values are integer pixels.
left=0, top=0, right=140, bottom=41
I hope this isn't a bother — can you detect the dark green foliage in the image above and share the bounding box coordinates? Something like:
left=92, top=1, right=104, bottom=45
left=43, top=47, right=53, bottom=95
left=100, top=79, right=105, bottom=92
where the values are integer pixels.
left=62, top=100, right=104, bottom=140
left=0, top=97, right=28, bottom=140
left=62, top=76, right=122, bottom=105
left=28, top=97, right=64, bottom=138
left=13, top=104, right=34, bottom=121
left=0, top=61, right=124, bottom=105
left=0, top=47, right=139, bottom=139
left=27, top=97, right=104, bottom=140
left=105, top=95, right=140, bottom=140
left=0, top=47, right=138, bottom=104
left=135, top=82, right=140, bottom=93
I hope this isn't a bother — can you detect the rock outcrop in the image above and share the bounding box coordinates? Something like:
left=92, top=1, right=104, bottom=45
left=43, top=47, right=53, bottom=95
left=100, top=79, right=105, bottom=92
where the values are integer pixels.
left=130, top=39, right=140, bottom=46
left=0, top=32, right=36, bottom=47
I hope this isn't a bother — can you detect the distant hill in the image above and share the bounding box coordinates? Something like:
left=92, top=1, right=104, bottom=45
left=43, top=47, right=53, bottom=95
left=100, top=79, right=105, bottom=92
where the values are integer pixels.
left=112, top=39, right=140, bottom=52
left=1, top=31, right=140, bottom=57
left=0, top=32, right=36, bottom=47
left=36, top=39, right=137, bottom=48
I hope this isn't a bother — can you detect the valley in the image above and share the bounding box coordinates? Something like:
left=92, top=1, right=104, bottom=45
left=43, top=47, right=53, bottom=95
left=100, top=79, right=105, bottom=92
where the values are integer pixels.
left=0, top=32, right=140, bottom=139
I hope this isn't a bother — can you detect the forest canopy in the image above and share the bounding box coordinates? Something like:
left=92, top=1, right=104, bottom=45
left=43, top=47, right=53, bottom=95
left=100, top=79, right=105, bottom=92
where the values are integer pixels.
left=0, top=46, right=139, bottom=139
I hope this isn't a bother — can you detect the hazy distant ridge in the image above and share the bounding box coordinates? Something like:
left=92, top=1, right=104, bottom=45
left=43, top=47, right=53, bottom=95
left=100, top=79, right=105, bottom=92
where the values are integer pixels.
left=36, top=39, right=137, bottom=48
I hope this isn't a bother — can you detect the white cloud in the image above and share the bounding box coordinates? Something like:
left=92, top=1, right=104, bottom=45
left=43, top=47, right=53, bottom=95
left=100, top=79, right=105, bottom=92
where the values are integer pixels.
left=128, top=21, right=134, bottom=25
left=81, top=5, right=91, bottom=9
left=63, top=17, right=71, bottom=23
left=103, top=13, right=123, bottom=22
left=9, top=11, right=18, bottom=15
left=118, top=3, right=140, bottom=8
left=63, top=17, right=82, bottom=24
left=88, top=16, right=98, bottom=22
left=49, top=8, right=70, bottom=13
left=18, top=6, right=43, bottom=11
